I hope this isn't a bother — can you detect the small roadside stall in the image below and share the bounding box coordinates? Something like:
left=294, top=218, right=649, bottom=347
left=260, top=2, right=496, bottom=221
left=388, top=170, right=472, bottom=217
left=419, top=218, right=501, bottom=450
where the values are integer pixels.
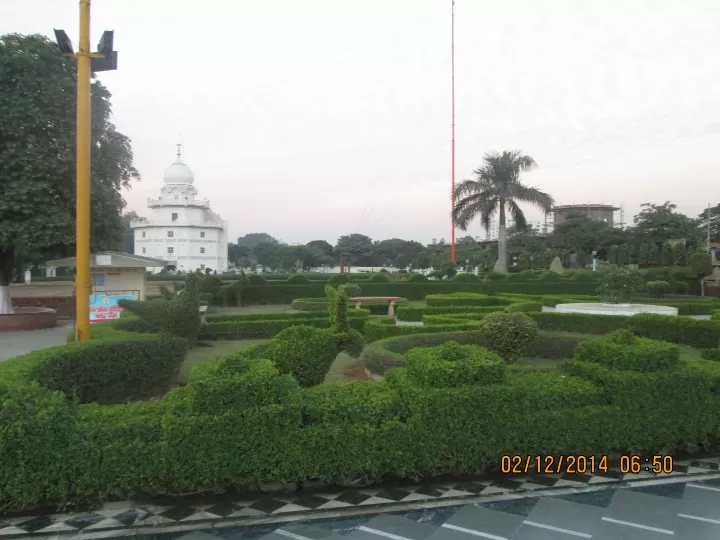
left=45, top=251, right=167, bottom=323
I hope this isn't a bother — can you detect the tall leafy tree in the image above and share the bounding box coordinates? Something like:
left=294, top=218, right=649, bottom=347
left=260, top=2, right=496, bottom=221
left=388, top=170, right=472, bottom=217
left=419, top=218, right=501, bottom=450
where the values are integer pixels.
left=452, top=150, right=554, bottom=273
left=0, top=34, right=139, bottom=313
left=697, top=204, right=720, bottom=244
left=335, top=234, right=374, bottom=265
left=632, top=202, right=701, bottom=245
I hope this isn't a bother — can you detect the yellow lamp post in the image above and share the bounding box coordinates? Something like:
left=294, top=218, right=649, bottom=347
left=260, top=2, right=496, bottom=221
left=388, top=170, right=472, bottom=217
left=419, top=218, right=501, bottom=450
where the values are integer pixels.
left=54, top=2, right=117, bottom=341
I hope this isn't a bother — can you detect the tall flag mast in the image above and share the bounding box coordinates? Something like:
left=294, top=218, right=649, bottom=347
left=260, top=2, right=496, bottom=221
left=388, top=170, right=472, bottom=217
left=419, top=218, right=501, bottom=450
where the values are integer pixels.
left=450, top=0, right=457, bottom=262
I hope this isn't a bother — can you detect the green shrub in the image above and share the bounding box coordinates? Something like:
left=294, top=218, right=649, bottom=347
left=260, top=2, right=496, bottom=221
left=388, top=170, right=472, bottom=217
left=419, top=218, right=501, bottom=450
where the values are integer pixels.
left=701, top=348, right=720, bottom=361
left=118, top=274, right=201, bottom=344
left=538, top=271, right=561, bottom=281
left=598, top=267, right=644, bottom=303
left=262, top=326, right=342, bottom=387
left=287, top=274, right=310, bottom=284
left=485, top=271, right=506, bottom=281
left=328, top=274, right=349, bottom=285
left=248, top=274, right=267, bottom=285
left=291, top=296, right=408, bottom=315
left=570, top=270, right=599, bottom=281
left=405, top=341, right=507, bottom=387
left=408, top=273, right=428, bottom=282
left=574, top=331, right=679, bottom=372
left=452, top=273, right=479, bottom=282
left=200, top=275, right=224, bottom=296
left=675, top=281, right=690, bottom=294
left=340, top=283, right=362, bottom=297
left=646, top=280, right=670, bottom=298
left=29, top=337, right=187, bottom=404
left=479, top=310, right=538, bottom=362
left=158, top=285, right=174, bottom=300
left=369, top=273, right=390, bottom=283
left=206, top=310, right=371, bottom=323
left=425, top=293, right=512, bottom=307
left=199, top=314, right=368, bottom=340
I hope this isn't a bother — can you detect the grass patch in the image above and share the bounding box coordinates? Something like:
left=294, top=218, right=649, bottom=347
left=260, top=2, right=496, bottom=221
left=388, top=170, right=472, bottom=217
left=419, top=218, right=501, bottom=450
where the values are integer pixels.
left=324, top=352, right=361, bottom=384
left=178, top=339, right=269, bottom=384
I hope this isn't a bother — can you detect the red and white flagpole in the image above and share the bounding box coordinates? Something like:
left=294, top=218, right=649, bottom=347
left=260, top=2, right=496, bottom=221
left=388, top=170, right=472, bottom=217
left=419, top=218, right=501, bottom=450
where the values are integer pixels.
left=450, top=0, right=457, bottom=262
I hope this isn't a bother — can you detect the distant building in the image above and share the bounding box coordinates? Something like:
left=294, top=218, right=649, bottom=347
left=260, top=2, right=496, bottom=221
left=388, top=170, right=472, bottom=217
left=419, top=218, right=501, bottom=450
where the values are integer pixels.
left=131, top=146, right=228, bottom=273
left=551, top=204, right=619, bottom=227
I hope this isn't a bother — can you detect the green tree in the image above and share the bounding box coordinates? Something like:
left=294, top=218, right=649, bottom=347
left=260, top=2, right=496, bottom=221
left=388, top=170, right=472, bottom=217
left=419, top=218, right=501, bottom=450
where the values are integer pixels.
left=395, top=253, right=408, bottom=270
left=660, top=242, right=674, bottom=266
left=452, top=150, right=554, bottom=274
left=412, top=253, right=431, bottom=272
left=697, top=204, right=720, bottom=243
left=549, top=213, right=627, bottom=254
left=672, top=242, right=687, bottom=266
left=632, top=202, right=701, bottom=245
left=335, top=234, right=374, bottom=266
left=0, top=34, right=139, bottom=314
left=306, top=240, right=334, bottom=259
left=121, top=211, right=139, bottom=254
left=236, top=233, right=279, bottom=250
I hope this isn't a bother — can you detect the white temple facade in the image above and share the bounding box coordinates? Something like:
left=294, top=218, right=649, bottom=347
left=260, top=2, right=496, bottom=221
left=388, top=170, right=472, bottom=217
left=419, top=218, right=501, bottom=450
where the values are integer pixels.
left=131, top=146, right=228, bottom=274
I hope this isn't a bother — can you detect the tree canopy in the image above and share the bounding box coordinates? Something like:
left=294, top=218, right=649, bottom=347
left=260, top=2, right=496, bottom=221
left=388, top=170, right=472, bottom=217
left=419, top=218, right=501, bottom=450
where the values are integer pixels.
left=0, top=33, right=139, bottom=310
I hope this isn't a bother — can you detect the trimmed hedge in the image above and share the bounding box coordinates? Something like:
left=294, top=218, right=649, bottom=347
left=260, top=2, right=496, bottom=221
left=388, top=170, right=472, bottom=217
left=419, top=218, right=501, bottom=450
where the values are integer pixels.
left=206, top=309, right=371, bottom=323
left=404, top=342, right=507, bottom=387
left=362, top=330, right=589, bottom=376
left=396, top=301, right=542, bottom=322
left=4, top=322, right=720, bottom=509
left=2, top=336, right=187, bottom=405
left=291, top=297, right=409, bottom=315
left=574, top=330, right=680, bottom=373
left=200, top=314, right=368, bottom=340
left=238, top=281, right=606, bottom=305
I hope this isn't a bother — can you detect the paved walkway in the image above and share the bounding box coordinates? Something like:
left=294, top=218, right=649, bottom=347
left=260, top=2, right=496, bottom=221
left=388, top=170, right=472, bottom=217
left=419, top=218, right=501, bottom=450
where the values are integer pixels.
left=0, top=323, right=73, bottom=362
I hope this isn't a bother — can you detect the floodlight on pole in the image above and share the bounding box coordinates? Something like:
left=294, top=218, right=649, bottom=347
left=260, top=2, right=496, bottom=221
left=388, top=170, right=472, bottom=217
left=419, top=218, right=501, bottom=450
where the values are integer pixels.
left=54, top=1, right=118, bottom=342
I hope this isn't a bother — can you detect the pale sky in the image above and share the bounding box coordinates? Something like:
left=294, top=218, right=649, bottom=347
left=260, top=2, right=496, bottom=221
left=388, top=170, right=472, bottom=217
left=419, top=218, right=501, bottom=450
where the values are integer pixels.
left=3, top=0, right=720, bottom=245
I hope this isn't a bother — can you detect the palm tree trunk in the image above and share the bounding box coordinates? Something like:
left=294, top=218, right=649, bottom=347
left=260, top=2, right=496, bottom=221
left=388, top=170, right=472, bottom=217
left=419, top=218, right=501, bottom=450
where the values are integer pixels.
left=497, top=203, right=508, bottom=274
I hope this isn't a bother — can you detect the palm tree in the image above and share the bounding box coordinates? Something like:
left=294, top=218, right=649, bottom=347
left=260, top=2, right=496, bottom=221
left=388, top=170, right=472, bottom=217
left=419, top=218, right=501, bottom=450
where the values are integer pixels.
left=452, top=150, right=554, bottom=274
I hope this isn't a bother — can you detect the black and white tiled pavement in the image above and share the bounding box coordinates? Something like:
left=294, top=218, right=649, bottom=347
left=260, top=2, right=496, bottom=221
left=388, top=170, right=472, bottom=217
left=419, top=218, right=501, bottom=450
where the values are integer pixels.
left=1, top=457, right=719, bottom=539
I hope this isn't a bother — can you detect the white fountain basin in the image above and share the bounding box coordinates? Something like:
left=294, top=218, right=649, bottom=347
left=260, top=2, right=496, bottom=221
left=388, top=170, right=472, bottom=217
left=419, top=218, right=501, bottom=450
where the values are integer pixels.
left=554, top=303, right=678, bottom=317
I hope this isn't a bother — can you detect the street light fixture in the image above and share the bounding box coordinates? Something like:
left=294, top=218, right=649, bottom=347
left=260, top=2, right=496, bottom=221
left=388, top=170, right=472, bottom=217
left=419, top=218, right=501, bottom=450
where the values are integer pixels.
left=54, top=1, right=118, bottom=342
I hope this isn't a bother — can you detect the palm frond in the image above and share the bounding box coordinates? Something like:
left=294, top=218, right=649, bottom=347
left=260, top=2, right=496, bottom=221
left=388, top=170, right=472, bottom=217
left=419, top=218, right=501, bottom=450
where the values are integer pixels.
left=506, top=199, right=528, bottom=232
left=510, top=184, right=555, bottom=213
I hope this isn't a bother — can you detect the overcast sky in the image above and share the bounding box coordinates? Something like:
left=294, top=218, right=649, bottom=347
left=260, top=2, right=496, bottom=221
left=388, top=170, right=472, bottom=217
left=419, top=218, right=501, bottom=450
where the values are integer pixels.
left=3, top=0, right=720, bottom=245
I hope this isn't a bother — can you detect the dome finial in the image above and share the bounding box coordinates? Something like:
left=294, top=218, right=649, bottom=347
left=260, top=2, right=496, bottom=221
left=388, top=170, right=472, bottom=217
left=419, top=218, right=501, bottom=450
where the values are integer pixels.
left=176, top=142, right=182, bottom=160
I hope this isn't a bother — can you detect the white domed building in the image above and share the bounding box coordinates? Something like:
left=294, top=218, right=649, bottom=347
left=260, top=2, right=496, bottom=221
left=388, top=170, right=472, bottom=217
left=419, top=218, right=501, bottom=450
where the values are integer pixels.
left=131, top=146, right=228, bottom=273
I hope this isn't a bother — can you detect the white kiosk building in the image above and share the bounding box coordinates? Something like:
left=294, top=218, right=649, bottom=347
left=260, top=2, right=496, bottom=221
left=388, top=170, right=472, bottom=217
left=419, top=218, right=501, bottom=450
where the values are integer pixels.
left=131, top=146, right=228, bottom=273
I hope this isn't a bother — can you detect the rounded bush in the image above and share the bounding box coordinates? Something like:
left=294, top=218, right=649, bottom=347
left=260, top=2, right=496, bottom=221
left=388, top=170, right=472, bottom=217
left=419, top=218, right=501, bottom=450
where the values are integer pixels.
left=479, top=310, right=538, bottom=362
left=485, top=271, right=507, bottom=281
left=674, top=281, right=690, bottom=294
left=452, top=273, right=479, bottom=282
left=405, top=341, right=507, bottom=387
left=287, top=274, right=310, bottom=284
left=646, top=280, right=670, bottom=298
left=263, top=326, right=340, bottom=387
left=700, top=348, right=720, bottom=361
left=328, top=274, right=349, bottom=285
left=408, top=273, right=428, bottom=282
left=369, top=273, right=390, bottom=283
left=538, top=271, right=561, bottom=281
left=340, top=283, right=362, bottom=297
left=248, top=274, right=267, bottom=285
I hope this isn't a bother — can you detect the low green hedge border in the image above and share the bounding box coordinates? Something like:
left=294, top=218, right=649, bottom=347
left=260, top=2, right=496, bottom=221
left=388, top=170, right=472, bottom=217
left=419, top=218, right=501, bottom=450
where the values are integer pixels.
left=199, top=314, right=369, bottom=340
left=206, top=309, right=372, bottom=323
left=291, top=297, right=409, bottom=315
left=397, top=302, right=542, bottom=322
left=418, top=311, right=720, bottom=350
left=362, top=330, right=588, bottom=376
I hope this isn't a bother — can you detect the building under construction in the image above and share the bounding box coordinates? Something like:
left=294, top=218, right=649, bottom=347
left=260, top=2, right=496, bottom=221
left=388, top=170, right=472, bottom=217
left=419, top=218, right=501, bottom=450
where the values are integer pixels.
left=550, top=204, right=621, bottom=228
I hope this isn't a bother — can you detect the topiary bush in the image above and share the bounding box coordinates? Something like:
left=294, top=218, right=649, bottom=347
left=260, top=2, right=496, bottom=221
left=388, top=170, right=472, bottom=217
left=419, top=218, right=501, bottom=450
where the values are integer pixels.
left=479, top=310, right=538, bottom=362
left=287, top=274, right=310, bottom=284
left=29, top=336, right=187, bottom=404
left=119, top=274, right=202, bottom=344
left=700, top=348, right=720, bottom=361
left=340, top=283, right=362, bottom=297
left=597, top=267, right=644, bottom=303
left=452, top=273, right=479, bottom=282
left=538, top=271, right=561, bottom=281
left=369, top=273, right=390, bottom=283
left=328, top=274, right=349, bottom=285
left=407, top=273, right=428, bottom=282
left=574, top=330, right=679, bottom=372
left=248, top=274, right=267, bottom=285
left=404, top=341, right=507, bottom=387
left=646, top=280, right=670, bottom=298
left=674, top=281, right=690, bottom=294
left=262, top=326, right=341, bottom=387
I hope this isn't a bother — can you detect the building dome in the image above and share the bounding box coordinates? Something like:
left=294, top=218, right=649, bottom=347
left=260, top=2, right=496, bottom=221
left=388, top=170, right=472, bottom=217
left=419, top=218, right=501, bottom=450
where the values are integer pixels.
left=163, top=156, right=195, bottom=185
